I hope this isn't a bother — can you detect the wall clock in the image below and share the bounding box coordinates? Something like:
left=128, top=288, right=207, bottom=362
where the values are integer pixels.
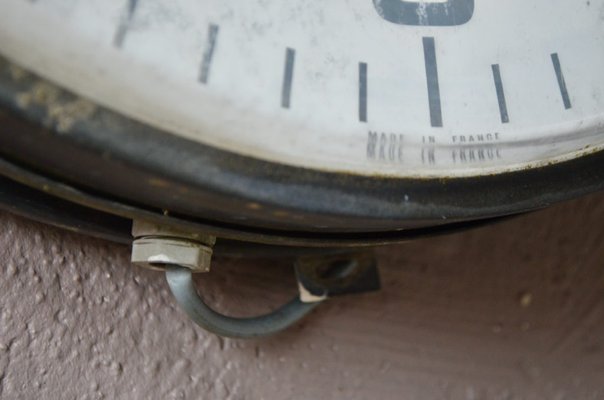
left=1, top=0, right=603, bottom=337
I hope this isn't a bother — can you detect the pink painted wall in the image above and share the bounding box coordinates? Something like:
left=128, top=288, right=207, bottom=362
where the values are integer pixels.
left=1, top=193, right=604, bottom=399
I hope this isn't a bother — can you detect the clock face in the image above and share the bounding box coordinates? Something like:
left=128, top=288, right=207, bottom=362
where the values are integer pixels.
left=1, top=0, right=603, bottom=179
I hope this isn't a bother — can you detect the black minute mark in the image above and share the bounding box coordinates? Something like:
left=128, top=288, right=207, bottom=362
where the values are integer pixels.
left=281, top=48, right=295, bottom=109
left=491, top=64, right=510, bottom=124
left=551, top=53, right=572, bottom=109
left=199, top=24, right=219, bottom=84
left=359, top=62, right=368, bottom=122
left=114, top=0, right=138, bottom=48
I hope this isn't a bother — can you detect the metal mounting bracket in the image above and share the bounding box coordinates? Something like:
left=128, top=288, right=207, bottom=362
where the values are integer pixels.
left=130, top=219, right=381, bottom=338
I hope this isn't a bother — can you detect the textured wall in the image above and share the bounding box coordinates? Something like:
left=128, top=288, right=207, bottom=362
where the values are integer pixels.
left=1, top=193, right=604, bottom=399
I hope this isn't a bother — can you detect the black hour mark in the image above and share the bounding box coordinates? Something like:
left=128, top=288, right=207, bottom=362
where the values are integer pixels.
left=422, top=37, right=443, bottom=128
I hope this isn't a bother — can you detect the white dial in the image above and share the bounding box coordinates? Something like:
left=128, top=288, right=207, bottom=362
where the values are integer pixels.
left=1, top=0, right=603, bottom=177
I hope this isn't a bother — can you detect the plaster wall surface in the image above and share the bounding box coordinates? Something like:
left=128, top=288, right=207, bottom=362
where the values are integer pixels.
left=1, top=193, right=604, bottom=399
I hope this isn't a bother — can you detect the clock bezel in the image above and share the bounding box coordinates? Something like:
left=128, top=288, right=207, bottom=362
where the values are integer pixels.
left=0, top=57, right=603, bottom=241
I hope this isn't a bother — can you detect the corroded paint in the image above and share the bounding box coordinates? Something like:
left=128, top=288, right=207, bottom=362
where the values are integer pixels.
left=16, top=82, right=97, bottom=134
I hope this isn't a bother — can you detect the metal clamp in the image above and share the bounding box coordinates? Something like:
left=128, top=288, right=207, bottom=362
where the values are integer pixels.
left=131, top=220, right=380, bottom=338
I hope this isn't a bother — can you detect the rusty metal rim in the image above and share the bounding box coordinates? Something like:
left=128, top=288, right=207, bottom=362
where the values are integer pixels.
left=0, top=156, right=521, bottom=247
left=1, top=56, right=604, bottom=238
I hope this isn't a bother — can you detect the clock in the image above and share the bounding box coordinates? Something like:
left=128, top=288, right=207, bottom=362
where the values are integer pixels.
left=1, top=0, right=603, bottom=337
